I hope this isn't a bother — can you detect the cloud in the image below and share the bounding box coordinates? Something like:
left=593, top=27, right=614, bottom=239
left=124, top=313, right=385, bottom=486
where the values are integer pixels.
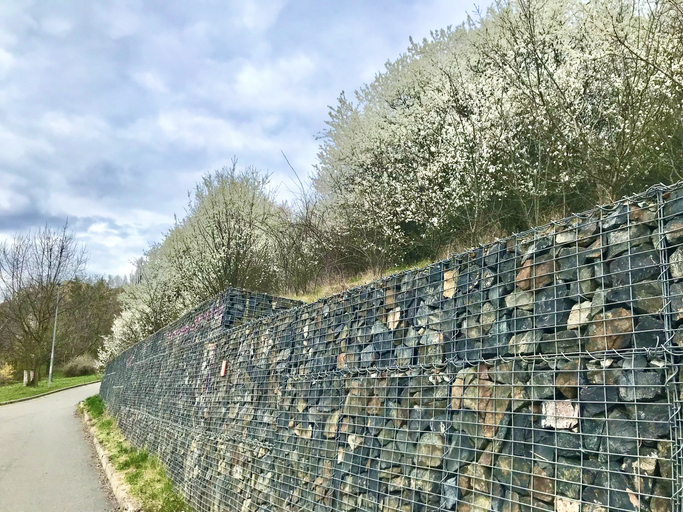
left=0, top=0, right=488, bottom=276
left=40, top=17, right=73, bottom=37
left=234, top=0, right=287, bottom=33
left=131, top=71, right=169, bottom=93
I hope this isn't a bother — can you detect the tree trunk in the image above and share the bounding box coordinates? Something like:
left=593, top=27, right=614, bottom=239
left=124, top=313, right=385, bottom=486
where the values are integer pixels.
left=23, top=369, right=37, bottom=386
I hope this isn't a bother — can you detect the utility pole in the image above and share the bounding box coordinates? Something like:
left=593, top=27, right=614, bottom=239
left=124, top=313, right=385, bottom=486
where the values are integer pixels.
left=47, top=283, right=61, bottom=388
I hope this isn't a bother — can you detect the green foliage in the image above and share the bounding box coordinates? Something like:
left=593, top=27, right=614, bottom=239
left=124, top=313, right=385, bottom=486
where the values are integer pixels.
left=82, top=395, right=192, bottom=512
left=116, top=448, right=148, bottom=470
left=56, top=278, right=122, bottom=363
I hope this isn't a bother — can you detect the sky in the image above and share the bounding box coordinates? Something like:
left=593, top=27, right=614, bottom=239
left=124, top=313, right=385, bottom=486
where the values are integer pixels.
left=0, top=0, right=484, bottom=277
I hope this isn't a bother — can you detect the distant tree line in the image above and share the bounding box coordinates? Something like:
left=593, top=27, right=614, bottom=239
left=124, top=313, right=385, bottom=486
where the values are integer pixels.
left=0, top=225, right=122, bottom=385
left=100, top=0, right=683, bottom=362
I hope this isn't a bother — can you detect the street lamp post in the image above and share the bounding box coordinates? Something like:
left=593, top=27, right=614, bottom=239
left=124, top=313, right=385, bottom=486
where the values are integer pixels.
left=47, top=283, right=61, bottom=388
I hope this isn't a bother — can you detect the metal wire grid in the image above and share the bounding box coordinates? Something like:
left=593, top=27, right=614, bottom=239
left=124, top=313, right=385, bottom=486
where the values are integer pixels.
left=100, top=287, right=303, bottom=417
left=101, top=182, right=683, bottom=512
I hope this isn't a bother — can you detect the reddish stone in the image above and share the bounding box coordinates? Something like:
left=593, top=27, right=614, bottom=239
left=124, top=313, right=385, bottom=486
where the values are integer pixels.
left=587, top=308, right=632, bottom=351
left=516, top=258, right=555, bottom=290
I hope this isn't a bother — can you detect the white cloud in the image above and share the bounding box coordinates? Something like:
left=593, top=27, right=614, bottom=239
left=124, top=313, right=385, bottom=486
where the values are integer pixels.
left=233, top=54, right=318, bottom=110
left=131, top=71, right=169, bottom=93
left=40, top=17, right=73, bottom=36
left=0, top=0, right=489, bottom=275
left=0, top=47, right=15, bottom=78
left=0, top=123, right=53, bottom=164
left=96, top=4, right=142, bottom=39
left=0, top=175, right=29, bottom=211
left=155, top=110, right=246, bottom=151
left=235, top=0, right=287, bottom=33
left=41, top=112, right=109, bottom=139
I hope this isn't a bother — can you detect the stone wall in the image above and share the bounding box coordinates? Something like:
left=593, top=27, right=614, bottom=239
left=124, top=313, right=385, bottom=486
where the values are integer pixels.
left=101, top=184, right=683, bottom=512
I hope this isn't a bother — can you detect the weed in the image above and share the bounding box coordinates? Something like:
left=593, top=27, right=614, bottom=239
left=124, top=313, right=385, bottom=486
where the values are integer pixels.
left=84, top=395, right=105, bottom=418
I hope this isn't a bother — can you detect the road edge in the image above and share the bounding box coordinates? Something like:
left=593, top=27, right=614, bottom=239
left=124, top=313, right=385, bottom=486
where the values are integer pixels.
left=0, top=379, right=102, bottom=406
left=80, top=407, right=142, bottom=512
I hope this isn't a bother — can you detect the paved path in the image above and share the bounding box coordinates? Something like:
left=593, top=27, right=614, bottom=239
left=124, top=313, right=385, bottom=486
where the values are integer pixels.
left=0, top=382, right=116, bottom=511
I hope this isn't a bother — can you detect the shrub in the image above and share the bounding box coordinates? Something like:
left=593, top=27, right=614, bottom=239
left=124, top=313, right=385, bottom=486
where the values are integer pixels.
left=63, top=354, right=99, bottom=377
left=0, top=362, right=14, bottom=384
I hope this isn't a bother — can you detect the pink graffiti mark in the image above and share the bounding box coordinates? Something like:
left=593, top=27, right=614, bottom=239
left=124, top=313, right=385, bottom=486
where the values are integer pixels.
left=165, top=304, right=225, bottom=340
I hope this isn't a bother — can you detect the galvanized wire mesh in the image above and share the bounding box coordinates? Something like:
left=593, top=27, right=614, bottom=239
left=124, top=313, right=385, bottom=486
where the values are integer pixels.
left=101, top=183, right=683, bottom=512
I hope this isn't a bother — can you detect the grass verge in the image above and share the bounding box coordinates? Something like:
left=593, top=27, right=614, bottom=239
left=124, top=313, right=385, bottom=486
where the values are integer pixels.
left=0, top=373, right=101, bottom=403
left=80, top=395, right=192, bottom=512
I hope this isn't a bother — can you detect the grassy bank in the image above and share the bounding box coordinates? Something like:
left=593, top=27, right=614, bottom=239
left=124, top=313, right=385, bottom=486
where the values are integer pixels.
left=80, top=395, right=192, bottom=512
left=0, top=373, right=101, bottom=403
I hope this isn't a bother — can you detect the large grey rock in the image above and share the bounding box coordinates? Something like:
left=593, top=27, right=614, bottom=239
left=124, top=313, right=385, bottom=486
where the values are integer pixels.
left=670, top=245, right=683, bottom=280
left=607, top=223, right=652, bottom=258
left=505, top=289, right=534, bottom=311
left=527, top=372, right=555, bottom=401
left=605, top=279, right=663, bottom=314
left=610, top=244, right=660, bottom=287
left=665, top=216, right=683, bottom=244
left=616, top=368, right=664, bottom=401
left=509, top=330, right=543, bottom=356
left=534, top=285, right=572, bottom=329
left=415, top=432, right=444, bottom=467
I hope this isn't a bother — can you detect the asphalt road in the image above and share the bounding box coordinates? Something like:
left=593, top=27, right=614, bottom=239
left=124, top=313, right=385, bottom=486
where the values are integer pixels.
left=0, top=382, right=116, bottom=511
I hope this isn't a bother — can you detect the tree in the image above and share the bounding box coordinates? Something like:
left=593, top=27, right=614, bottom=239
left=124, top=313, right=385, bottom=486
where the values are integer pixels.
left=315, top=0, right=683, bottom=268
left=99, top=161, right=284, bottom=363
left=0, top=223, right=86, bottom=385
left=98, top=249, right=183, bottom=365
left=270, top=160, right=329, bottom=295
left=475, top=0, right=683, bottom=207
left=55, top=278, right=122, bottom=363
left=165, top=160, right=281, bottom=304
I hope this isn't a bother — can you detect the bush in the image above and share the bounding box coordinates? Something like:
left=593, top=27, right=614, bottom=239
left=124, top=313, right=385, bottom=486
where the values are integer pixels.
left=63, top=355, right=99, bottom=377
left=0, top=362, right=14, bottom=384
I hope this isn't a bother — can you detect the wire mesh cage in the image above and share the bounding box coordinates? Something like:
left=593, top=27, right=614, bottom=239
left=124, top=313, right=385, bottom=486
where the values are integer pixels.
left=101, top=183, right=683, bottom=512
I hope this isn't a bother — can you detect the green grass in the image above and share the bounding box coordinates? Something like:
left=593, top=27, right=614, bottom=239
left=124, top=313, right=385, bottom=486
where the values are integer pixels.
left=81, top=395, right=192, bottom=512
left=0, top=373, right=101, bottom=403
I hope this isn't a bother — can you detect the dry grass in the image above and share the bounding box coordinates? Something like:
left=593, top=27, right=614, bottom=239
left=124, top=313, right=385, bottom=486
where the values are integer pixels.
left=286, top=215, right=577, bottom=304
left=287, top=258, right=435, bottom=303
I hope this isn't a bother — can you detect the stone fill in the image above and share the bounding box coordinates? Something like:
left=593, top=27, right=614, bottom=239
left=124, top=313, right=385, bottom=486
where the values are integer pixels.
left=101, top=184, right=683, bottom=512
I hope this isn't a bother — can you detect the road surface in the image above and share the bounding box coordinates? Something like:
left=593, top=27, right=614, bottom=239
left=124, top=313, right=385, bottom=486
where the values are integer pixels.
left=0, top=382, right=116, bottom=511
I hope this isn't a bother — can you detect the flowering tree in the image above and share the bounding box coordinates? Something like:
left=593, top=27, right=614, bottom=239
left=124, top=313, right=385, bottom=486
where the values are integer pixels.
left=102, top=0, right=683, bottom=362
left=99, top=163, right=284, bottom=363
left=316, top=0, right=683, bottom=267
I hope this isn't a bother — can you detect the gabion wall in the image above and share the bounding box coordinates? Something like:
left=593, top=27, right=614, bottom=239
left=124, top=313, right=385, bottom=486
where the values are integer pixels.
left=101, top=184, right=683, bottom=512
